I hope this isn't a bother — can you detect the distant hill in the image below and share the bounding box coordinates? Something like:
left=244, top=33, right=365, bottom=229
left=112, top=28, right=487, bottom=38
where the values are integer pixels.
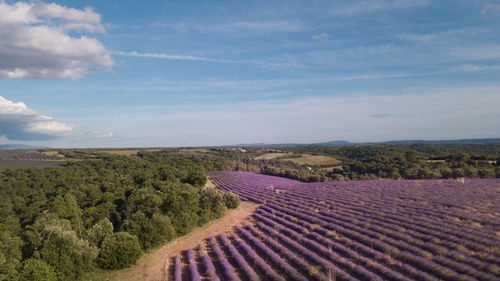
left=371, top=138, right=500, bottom=145
left=232, top=138, right=500, bottom=147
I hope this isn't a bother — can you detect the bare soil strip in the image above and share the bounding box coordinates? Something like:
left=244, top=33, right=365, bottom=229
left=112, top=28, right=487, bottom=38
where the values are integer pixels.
left=109, top=201, right=260, bottom=281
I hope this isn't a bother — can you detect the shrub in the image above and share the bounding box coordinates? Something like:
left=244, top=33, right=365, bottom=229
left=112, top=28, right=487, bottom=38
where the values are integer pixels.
left=20, top=258, right=57, bottom=281
left=97, top=232, right=142, bottom=269
left=223, top=192, right=240, bottom=209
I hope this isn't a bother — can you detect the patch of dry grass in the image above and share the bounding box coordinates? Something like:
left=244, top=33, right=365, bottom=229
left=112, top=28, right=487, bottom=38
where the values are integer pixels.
left=283, top=154, right=341, bottom=166
left=254, top=152, right=289, bottom=160
left=98, top=149, right=163, bottom=156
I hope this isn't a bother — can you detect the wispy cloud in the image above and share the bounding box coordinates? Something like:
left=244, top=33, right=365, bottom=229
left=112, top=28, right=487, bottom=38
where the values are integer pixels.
left=114, top=51, right=229, bottom=63
left=114, top=51, right=300, bottom=69
left=312, top=32, right=330, bottom=40
left=152, top=20, right=303, bottom=35
left=482, top=3, right=500, bottom=13
left=450, top=64, right=500, bottom=73
left=333, top=0, right=428, bottom=16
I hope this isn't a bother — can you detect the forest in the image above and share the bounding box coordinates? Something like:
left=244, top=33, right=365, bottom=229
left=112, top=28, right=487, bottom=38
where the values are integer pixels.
left=0, top=152, right=239, bottom=281
left=255, top=144, right=500, bottom=182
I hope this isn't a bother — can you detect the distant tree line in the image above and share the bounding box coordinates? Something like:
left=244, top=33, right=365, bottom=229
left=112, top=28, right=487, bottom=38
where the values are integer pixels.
left=0, top=152, right=239, bottom=280
left=254, top=144, right=500, bottom=181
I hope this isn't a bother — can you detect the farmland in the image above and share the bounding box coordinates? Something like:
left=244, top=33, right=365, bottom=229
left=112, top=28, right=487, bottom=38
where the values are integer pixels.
left=282, top=154, right=341, bottom=166
left=168, top=171, right=500, bottom=281
left=0, top=151, right=66, bottom=170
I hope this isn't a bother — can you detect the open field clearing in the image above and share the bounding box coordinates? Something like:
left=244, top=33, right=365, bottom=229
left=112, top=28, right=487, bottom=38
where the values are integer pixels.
left=179, top=148, right=211, bottom=153
left=109, top=201, right=259, bottom=281
left=166, top=171, right=500, bottom=281
left=255, top=152, right=289, bottom=160
left=283, top=154, right=341, bottom=166
left=319, top=165, right=343, bottom=171
left=98, top=149, right=163, bottom=156
left=0, top=152, right=66, bottom=170
left=0, top=160, right=66, bottom=170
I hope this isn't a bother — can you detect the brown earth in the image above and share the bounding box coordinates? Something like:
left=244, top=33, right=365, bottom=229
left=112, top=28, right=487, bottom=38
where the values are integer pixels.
left=254, top=152, right=289, bottom=160
left=283, top=154, right=341, bottom=166
left=108, top=201, right=260, bottom=281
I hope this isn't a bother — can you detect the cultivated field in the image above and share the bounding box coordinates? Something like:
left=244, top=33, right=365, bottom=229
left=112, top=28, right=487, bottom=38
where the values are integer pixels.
left=0, top=152, right=66, bottom=170
left=168, top=171, right=500, bottom=281
left=255, top=152, right=289, bottom=160
left=98, top=149, right=163, bottom=156
left=283, top=154, right=341, bottom=166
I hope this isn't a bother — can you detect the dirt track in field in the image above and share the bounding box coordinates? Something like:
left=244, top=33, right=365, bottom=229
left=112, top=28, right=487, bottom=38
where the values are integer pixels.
left=109, top=200, right=259, bottom=281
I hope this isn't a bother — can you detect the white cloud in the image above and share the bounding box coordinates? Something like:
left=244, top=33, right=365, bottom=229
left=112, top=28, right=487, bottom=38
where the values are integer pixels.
left=333, top=0, right=428, bottom=16
left=152, top=20, right=303, bottom=35
left=0, top=96, right=72, bottom=140
left=482, top=3, right=500, bottom=13
left=312, top=32, right=330, bottom=40
left=0, top=1, right=112, bottom=79
left=451, top=64, right=500, bottom=72
left=114, top=51, right=300, bottom=69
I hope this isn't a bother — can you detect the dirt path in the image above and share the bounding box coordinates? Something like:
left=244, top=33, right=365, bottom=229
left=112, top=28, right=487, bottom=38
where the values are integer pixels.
left=109, top=201, right=260, bottom=281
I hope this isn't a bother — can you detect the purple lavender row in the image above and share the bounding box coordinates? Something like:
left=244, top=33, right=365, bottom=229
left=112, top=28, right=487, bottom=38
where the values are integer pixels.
left=259, top=204, right=443, bottom=281
left=265, top=202, right=470, bottom=281
left=290, top=182, right=500, bottom=243
left=255, top=208, right=415, bottom=281
left=208, top=236, right=241, bottom=281
left=187, top=248, right=202, bottom=281
left=253, top=213, right=383, bottom=281
left=198, top=244, right=221, bottom=281
left=310, top=197, right=499, bottom=259
left=218, top=234, right=260, bottom=281
left=277, top=186, right=499, bottom=248
left=235, top=225, right=309, bottom=281
left=244, top=224, right=331, bottom=281
left=314, top=205, right=500, bottom=277
left=283, top=193, right=500, bottom=272
left=230, top=233, right=286, bottom=281
left=254, top=221, right=357, bottom=281
left=174, top=254, right=182, bottom=281
left=290, top=202, right=493, bottom=281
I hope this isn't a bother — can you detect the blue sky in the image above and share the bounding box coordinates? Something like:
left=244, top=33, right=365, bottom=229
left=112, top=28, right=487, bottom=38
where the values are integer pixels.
left=1, top=0, right=499, bottom=147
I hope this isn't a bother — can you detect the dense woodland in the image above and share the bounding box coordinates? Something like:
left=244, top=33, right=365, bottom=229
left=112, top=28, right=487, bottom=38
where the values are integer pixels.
left=255, top=144, right=500, bottom=182
left=0, top=152, right=239, bottom=281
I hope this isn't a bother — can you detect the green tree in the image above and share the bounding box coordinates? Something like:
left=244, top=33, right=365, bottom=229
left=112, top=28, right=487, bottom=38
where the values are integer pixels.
left=86, top=218, right=113, bottom=248
left=97, top=232, right=142, bottom=269
left=20, top=259, right=57, bottom=281
left=39, top=222, right=97, bottom=281
left=223, top=192, right=240, bottom=209
left=0, top=231, right=23, bottom=281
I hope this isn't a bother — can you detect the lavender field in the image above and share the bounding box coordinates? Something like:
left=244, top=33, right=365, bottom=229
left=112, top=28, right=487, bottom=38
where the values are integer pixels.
left=0, top=152, right=65, bottom=170
left=170, top=172, right=500, bottom=281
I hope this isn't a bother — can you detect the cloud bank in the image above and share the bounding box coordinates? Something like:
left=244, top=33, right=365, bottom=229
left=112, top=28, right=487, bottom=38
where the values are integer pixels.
left=0, top=1, right=112, bottom=79
left=0, top=96, right=71, bottom=140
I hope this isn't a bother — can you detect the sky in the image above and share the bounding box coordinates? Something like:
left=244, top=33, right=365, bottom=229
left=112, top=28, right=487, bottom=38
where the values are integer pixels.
left=0, top=0, right=500, bottom=148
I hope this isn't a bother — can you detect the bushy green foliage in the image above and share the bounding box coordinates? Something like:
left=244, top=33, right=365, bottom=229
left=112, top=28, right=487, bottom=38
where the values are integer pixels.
left=198, top=188, right=226, bottom=225
left=122, top=212, right=175, bottom=250
left=97, top=232, right=142, bottom=269
left=223, top=192, right=240, bottom=209
left=38, top=221, right=98, bottom=281
left=0, top=231, right=23, bottom=281
left=0, top=151, right=230, bottom=279
left=20, top=259, right=57, bottom=281
left=86, top=218, right=113, bottom=248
